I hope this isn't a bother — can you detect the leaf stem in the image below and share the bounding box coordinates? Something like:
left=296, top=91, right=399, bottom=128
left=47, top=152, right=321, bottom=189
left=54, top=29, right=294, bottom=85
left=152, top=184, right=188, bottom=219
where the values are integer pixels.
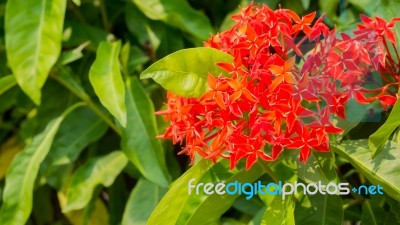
left=99, top=0, right=110, bottom=32
left=50, top=74, right=121, bottom=135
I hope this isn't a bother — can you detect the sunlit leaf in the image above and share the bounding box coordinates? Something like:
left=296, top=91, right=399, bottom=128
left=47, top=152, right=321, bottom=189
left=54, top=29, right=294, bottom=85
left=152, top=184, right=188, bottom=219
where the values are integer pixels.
left=140, top=47, right=233, bottom=97
left=5, top=0, right=66, bottom=104
left=369, top=95, right=400, bottom=158
left=147, top=160, right=265, bottom=225
left=63, top=151, right=128, bottom=212
left=333, top=139, right=400, bottom=201
left=89, top=41, right=127, bottom=127
left=0, top=75, right=16, bottom=96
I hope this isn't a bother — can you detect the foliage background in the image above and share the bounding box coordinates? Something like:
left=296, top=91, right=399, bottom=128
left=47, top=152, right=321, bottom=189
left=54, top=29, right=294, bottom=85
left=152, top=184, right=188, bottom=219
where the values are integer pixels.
left=0, top=0, right=399, bottom=225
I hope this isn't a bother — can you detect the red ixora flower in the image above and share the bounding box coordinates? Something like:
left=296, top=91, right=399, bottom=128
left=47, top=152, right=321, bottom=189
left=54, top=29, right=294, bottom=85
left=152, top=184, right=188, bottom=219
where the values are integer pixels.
left=157, top=4, right=400, bottom=170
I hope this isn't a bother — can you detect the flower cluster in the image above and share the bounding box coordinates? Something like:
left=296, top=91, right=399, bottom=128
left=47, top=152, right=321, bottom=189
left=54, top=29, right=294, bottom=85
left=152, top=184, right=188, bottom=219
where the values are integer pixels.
left=157, top=4, right=400, bottom=170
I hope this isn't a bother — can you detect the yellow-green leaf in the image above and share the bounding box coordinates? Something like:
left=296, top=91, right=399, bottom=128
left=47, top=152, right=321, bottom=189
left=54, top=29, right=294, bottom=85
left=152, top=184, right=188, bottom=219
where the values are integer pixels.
left=140, top=47, right=233, bottom=97
left=89, top=41, right=127, bottom=127
left=5, top=0, right=66, bottom=104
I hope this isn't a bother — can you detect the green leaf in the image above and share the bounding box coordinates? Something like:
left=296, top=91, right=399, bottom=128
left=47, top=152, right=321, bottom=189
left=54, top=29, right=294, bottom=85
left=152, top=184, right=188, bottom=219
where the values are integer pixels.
left=41, top=106, right=108, bottom=189
left=71, top=0, right=80, bottom=6
left=89, top=41, right=127, bottom=127
left=261, top=195, right=295, bottom=225
left=54, top=67, right=90, bottom=102
left=0, top=75, right=16, bottom=96
left=125, top=4, right=162, bottom=50
left=19, top=79, right=76, bottom=139
left=295, top=194, right=343, bottom=225
left=5, top=0, right=66, bottom=104
left=319, top=0, right=339, bottom=23
left=232, top=196, right=264, bottom=217
left=369, top=96, right=400, bottom=158
left=300, top=0, right=311, bottom=9
left=131, top=0, right=213, bottom=40
left=362, top=199, right=387, bottom=225
left=63, top=151, right=128, bottom=212
left=63, top=21, right=114, bottom=51
left=147, top=160, right=265, bottom=225
left=140, top=47, right=233, bottom=97
left=297, top=151, right=339, bottom=185
left=0, top=103, right=83, bottom=225
left=120, top=77, right=171, bottom=187
left=333, top=139, right=400, bottom=201
left=45, top=106, right=108, bottom=167
left=122, top=179, right=167, bottom=225
left=56, top=41, right=90, bottom=66
left=385, top=194, right=400, bottom=222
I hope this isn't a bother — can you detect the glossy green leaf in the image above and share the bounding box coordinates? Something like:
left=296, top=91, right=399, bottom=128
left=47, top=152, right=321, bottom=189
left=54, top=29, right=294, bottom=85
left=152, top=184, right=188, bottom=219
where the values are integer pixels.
left=63, top=151, right=128, bottom=212
left=261, top=195, right=295, bottom=225
left=0, top=103, right=83, bottom=225
left=122, top=179, right=167, bottom=225
left=71, top=0, right=80, bottom=6
left=369, top=95, right=400, bottom=158
left=89, top=41, right=127, bottom=127
left=295, top=194, right=343, bottom=225
left=0, top=75, right=16, bottom=96
left=392, top=128, right=400, bottom=144
left=5, top=0, right=66, bottom=104
left=140, top=47, right=233, bottom=97
left=131, top=0, right=213, bottom=40
left=333, top=139, right=400, bottom=201
left=147, top=160, right=265, bottom=225
left=120, top=77, right=171, bottom=187
left=297, top=151, right=339, bottom=185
